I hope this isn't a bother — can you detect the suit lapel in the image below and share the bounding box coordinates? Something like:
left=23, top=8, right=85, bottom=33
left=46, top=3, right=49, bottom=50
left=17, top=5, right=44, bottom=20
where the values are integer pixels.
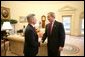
left=29, top=24, right=36, bottom=34
left=51, top=21, right=56, bottom=35
left=47, top=21, right=57, bottom=35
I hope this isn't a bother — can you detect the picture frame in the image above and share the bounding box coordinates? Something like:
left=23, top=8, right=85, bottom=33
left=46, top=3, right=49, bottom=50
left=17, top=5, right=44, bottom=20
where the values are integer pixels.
left=19, top=16, right=27, bottom=23
left=1, top=6, right=10, bottom=19
left=41, top=15, right=46, bottom=28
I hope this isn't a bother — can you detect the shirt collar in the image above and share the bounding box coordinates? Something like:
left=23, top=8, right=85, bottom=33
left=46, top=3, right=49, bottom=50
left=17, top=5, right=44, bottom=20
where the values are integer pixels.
left=30, top=24, right=35, bottom=27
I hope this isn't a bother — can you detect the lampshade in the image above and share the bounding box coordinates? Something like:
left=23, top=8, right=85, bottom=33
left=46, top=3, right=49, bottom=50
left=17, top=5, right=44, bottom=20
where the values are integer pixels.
left=1, top=22, right=13, bottom=31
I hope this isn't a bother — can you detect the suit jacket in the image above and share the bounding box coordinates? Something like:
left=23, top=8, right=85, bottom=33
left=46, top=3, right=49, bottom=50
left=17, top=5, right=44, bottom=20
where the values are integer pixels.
left=24, top=24, right=39, bottom=56
left=42, top=20, right=65, bottom=50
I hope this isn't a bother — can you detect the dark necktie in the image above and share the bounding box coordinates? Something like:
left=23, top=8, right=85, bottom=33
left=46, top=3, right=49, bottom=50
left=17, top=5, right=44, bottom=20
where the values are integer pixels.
left=49, top=22, right=52, bottom=34
left=33, top=27, right=36, bottom=32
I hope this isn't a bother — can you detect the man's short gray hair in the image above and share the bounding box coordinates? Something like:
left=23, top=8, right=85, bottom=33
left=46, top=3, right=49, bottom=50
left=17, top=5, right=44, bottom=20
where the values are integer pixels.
left=27, top=14, right=35, bottom=22
left=48, top=12, right=55, bottom=18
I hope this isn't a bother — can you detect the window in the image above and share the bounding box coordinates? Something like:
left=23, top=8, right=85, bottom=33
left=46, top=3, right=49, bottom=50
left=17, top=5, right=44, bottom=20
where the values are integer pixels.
left=81, top=18, right=84, bottom=35
left=62, top=16, right=71, bottom=34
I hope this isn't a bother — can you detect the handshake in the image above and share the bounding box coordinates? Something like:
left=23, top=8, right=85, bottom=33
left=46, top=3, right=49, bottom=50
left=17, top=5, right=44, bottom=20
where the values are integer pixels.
left=37, top=29, right=47, bottom=47
left=38, top=38, right=45, bottom=47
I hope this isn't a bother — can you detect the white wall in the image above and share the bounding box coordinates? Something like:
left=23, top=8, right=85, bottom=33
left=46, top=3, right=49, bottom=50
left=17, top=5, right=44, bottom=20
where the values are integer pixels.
left=1, top=1, right=84, bottom=36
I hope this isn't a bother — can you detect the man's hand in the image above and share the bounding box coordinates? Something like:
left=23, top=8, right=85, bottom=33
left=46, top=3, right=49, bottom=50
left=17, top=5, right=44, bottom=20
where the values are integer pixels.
left=41, top=39, right=44, bottom=43
left=37, top=31, right=43, bottom=38
left=59, top=46, right=63, bottom=51
left=39, top=40, right=43, bottom=46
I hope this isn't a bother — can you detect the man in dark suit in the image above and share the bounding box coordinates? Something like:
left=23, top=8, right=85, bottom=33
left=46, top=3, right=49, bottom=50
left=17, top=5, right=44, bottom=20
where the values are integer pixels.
left=42, top=12, right=65, bottom=56
left=23, top=14, right=39, bottom=56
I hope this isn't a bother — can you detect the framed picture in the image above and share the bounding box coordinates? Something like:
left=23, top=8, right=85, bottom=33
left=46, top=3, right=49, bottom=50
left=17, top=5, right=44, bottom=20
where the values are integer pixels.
left=19, top=16, right=27, bottom=23
left=1, top=6, right=10, bottom=19
left=41, top=15, right=46, bottom=28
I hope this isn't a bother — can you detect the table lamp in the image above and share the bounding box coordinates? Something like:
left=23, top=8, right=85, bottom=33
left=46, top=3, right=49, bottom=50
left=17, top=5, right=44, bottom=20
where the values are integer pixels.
left=1, top=21, right=13, bottom=37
